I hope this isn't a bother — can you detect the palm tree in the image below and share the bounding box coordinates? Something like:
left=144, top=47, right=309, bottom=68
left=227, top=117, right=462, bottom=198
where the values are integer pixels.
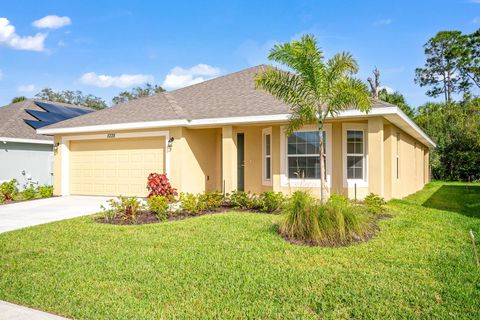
left=255, top=34, right=372, bottom=202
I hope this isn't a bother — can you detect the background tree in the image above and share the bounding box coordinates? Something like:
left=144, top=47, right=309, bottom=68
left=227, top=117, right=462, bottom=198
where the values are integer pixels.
left=378, top=88, right=415, bottom=118
left=458, top=29, right=480, bottom=91
left=415, top=31, right=468, bottom=103
left=112, top=83, right=165, bottom=105
left=415, top=98, right=480, bottom=181
left=35, top=88, right=107, bottom=110
left=11, top=96, right=27, bottom=103
left=255, top=34, right=372, bottom=201
left=367, top=67, right=380, bottom=99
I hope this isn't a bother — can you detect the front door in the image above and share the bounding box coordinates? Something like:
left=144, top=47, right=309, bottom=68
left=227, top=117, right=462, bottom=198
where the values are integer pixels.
left=237, top=133, right=245, bottom=191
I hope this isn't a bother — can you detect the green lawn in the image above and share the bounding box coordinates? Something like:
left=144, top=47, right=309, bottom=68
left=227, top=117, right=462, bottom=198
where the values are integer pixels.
left=0, top=182, right=479, bottom=319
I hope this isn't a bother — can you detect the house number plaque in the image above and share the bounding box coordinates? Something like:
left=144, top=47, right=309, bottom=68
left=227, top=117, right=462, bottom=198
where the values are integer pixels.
left=107, top=133, right=116, bottom=138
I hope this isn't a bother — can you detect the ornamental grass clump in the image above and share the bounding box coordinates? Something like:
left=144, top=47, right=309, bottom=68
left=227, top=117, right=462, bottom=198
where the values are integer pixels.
left=280, top=191, right=375, bottom=246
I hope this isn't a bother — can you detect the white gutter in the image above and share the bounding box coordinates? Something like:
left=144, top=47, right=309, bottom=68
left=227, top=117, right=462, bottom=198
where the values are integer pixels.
left=0, top=137, right=53, bottom=145
left=37, top=106, right=436, bottom=148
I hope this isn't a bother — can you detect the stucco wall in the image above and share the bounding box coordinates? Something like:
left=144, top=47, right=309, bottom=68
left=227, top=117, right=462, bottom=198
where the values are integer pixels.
left=0, top=142, right=53, bottom=189
left=50, top=118, right=431, bottom=199
left=384, top=123, right=429, bottom=199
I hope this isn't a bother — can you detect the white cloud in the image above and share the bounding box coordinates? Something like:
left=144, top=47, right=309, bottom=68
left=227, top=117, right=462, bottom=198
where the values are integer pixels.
left=32, top=15, right=71, bottom=29
left=473, top=16, right=480, bottom=24
left=162, top=64, right=221, bottom=90
left=17, top=84, right=35, bottom=92
left=380, top=85, right=395, bottom=94
left=79, top=72, right=154, bottom=88
left=0, top=18, right=46, bottom=51
left=469, top=0, right=480, bottom=3
left=373, top=18, right=392, bottom=26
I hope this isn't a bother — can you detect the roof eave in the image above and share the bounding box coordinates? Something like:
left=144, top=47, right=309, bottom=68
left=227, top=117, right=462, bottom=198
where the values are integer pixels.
left=36, top=106, right=436, bottom=149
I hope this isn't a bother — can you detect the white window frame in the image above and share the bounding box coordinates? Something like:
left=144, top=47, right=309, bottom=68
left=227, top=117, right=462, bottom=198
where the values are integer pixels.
left=342, top=123, right=368, bottom=188
left=262, top=127, right=272, bottom=186
left=280, top=124, right=332, bottom=188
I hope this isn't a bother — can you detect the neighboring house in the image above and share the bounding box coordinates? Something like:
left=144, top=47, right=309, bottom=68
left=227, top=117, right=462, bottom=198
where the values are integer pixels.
left=0, top=100, right=94, bottom=188
left=37, top=66, right=435, bottom=200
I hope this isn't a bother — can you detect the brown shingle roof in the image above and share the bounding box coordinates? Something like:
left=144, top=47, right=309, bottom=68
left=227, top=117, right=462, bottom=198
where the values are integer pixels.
left=0, top=100, right=92, bottom=141
left=41, top=65, right=388, bottom=130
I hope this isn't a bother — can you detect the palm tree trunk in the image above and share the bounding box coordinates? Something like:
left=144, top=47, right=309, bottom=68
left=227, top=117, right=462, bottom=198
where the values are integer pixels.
left=318, top=123, right=325, bottom=202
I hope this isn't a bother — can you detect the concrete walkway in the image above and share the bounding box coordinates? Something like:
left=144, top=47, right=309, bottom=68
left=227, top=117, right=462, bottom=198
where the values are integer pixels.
left=0, top=300, right=68, bottom=319
left=0, top=196, right=111, bottom=233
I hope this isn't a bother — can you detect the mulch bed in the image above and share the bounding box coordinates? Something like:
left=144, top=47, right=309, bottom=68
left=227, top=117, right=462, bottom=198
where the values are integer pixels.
left=95, top=206, right=251, bottom=225
left=0, top=196, right=57, bottom=206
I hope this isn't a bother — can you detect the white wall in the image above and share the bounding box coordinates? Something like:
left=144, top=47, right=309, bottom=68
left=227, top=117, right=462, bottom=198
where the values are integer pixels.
left=0, top=142, right=53, bottom=189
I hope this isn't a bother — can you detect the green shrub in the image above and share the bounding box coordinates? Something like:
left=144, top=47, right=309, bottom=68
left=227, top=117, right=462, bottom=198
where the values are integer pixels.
left=258, top=191, right=285, bottom=213
left=22, top=185, right=36, bottom=200
left=100, top=205, right=117, bottom=222
left=107, top=196, right=144, bottom=222
left=363, top=193, right=386, bottom=215
left=280, top=191, right=321, bottom=242
left=38, top=185, right=53, bottom=198
left=280, top=191, right=373, bottom=246
left=0, top=179, right=18, bottom=202
left=179, top=193, right=203, bottom=215
left=229, top=191, right=259, bottom=209
left=327, top=193, right=350, bottom=208
left=147, top=195, right=170, bottom=221
left=198, top=191, right=224, bottom=211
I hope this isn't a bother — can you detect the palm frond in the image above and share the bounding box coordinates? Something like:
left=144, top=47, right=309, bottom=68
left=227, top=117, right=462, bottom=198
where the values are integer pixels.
left=326, top=78, right=372, bottom=116
left=255, top=66, right=312, bottom=108
left=268, top=35, right=325, bottom=90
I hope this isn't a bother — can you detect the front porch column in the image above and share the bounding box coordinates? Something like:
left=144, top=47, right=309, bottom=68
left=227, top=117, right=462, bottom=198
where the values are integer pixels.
left=222, top=126, right=237, bottom=194
left=368, top=118, right=385, bottom=197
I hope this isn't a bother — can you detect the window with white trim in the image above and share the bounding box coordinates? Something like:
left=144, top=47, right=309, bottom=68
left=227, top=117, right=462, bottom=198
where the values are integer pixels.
left=346, top=130, right=364, bottom=180
left=264, top=132, right=271, bottom=180
left=287, top=131, right=326, bottom=179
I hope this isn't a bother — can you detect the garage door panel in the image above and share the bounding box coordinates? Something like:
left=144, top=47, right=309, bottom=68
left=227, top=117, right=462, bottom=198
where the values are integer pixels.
left=69, top=136, right=165, bottom=197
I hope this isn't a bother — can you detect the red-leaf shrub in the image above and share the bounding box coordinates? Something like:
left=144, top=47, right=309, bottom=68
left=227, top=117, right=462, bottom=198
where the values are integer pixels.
left=146, top=173, right=177, bottom=199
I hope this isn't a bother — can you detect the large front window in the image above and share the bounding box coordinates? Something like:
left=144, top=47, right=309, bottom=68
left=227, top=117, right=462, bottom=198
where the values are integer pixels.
left=287, top=131, right=326, bottom=179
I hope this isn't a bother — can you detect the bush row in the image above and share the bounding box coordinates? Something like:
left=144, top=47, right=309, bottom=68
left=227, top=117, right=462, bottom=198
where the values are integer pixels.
left=0, top=179, right=53, bottom=203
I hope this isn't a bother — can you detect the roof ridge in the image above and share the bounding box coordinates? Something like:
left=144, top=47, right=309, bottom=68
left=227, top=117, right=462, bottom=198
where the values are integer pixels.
left=163, top=92, right=188, bottom=120
left=168, top=64, right=265, bottom=94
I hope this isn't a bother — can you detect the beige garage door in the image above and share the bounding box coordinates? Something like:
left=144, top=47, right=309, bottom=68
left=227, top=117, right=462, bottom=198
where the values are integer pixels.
left=70, top=137, right=165, bottom=197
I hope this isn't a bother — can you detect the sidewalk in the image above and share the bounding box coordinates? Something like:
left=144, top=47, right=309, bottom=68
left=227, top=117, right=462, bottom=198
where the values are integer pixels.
left=0, top=301, right=68, bottom=320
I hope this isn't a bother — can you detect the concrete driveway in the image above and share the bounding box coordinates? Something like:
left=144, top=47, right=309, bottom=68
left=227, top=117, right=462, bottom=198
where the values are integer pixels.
left=0, top=196, right=112, bottom=234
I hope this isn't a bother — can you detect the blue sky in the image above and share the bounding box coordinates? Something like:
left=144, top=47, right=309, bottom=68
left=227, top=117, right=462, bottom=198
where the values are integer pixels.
left=0, top=0, right=478, bottom=108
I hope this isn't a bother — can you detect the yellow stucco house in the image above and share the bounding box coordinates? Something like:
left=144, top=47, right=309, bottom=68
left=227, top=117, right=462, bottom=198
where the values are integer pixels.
left=37, top=66, right=435, bottom=200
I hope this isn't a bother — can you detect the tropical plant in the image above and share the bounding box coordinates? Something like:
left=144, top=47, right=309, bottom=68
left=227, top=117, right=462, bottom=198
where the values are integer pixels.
left=107, top=196, right=144, bottom=222
left=255, top=34, right=372, bottom=201
left=198, top=191, right=224, bottom=211
left=37, top=185, right=53, bottom=198
left=229, top=191, right=259, bottom=210
left=147, top=195, right=170, bottom=221
left=179, top=193, right=203, bottom=214
left=258, top=191, right=285, bottom=213
left=146, top=173, right=177, bottom=199
left=0, top=179, right=18, bottom=202
left=22, top=185, right=36, bottom=200
left=363, top=193, right=386, bottom=215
